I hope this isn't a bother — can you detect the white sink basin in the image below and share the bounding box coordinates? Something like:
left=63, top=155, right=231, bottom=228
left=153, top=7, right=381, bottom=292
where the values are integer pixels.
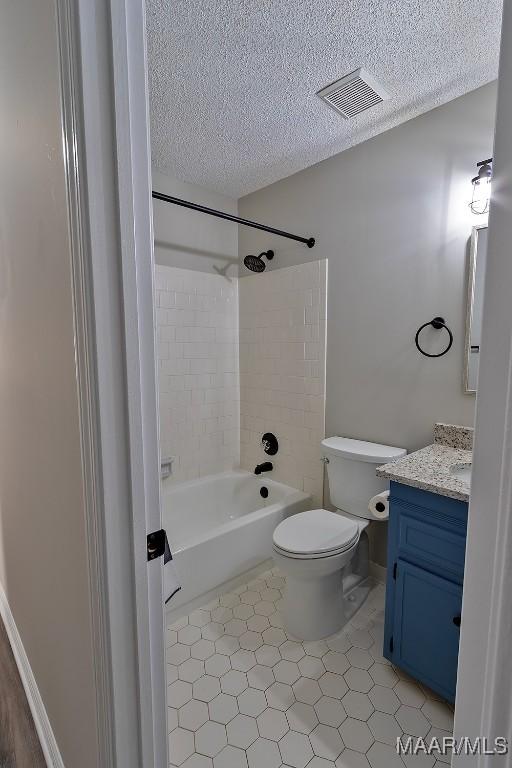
left=450, top=463, right=472, bottom=487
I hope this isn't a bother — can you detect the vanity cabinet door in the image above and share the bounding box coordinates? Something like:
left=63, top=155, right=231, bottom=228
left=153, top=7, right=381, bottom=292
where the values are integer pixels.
left=392, top=559, right=462, bottom=702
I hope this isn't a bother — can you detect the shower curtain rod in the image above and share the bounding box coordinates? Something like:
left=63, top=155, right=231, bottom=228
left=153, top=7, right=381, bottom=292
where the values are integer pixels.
left=152, top=191, right=316, bottom=248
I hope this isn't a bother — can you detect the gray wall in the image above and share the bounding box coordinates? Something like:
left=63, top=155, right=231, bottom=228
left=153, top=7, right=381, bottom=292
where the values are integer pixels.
left=153, top=170, right=238, bottom=275
left=239, top=83, right=497, bottom=563
left=240, top=83, right=496, bottom=449
left=0, top=2, right=99, bottom=764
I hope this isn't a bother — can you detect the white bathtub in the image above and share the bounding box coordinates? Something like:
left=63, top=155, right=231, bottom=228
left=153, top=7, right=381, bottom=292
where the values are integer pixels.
left=162, top=470, right=311, bottom=610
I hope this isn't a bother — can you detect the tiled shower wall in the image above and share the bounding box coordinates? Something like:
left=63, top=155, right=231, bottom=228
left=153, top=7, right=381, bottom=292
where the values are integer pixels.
left=155, top=261, right=327, bottom=499
left=239, top=260, right=327, bottom=507
left=155, top=265, right=240, bottom=484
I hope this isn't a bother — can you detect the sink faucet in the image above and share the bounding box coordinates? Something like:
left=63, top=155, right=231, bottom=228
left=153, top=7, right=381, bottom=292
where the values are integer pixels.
left=254, top=461, right=273, bottom=475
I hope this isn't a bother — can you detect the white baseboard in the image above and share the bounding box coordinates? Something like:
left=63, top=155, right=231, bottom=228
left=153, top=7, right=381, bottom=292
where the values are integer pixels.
left=0, top=584, right=64, bottom=768
left=369, top=560, right=387, bottom=583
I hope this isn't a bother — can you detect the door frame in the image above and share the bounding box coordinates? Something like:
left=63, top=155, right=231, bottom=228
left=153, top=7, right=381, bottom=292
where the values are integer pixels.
left=454, top=0, right=512, bottom=764
left=62, top=0, right=512, bottom=764
left=57, top=0, right=166, bottom=765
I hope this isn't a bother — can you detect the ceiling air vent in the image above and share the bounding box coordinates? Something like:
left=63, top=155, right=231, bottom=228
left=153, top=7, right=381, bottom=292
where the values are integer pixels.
left=317, top=68, right=389, bottom=119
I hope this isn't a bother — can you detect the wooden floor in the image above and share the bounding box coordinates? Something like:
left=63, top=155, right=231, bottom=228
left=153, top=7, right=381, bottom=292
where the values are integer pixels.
left=0, top=616, right=46, bottom=768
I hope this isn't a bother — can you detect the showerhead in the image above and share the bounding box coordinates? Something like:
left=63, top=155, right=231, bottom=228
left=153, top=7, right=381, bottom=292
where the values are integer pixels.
left=243, top=250, right=274, bottom=273
left=244, top=254, right=266, bottom=272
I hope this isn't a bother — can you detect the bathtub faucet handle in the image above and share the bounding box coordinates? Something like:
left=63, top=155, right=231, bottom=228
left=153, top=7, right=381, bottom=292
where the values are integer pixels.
left=254, top=461, right=273, bottom=475
left=320, top=456, right=329, bottom=464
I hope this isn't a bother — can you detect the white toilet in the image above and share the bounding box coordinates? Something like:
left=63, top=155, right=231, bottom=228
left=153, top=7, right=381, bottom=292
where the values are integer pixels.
left=272, top=437, right=406, bottom=640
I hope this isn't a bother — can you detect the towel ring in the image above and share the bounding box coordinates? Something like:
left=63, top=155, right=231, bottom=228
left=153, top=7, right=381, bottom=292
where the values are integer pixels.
left=415, top=317, right=453, bottom=358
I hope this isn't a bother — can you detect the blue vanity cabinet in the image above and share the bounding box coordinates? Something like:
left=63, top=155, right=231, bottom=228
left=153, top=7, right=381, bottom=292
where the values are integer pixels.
left=383, top=482, right=468, bottom=703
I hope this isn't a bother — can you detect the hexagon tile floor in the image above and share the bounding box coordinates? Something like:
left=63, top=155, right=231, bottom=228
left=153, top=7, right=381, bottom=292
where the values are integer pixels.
left=166, top=568, right=454, bottom=768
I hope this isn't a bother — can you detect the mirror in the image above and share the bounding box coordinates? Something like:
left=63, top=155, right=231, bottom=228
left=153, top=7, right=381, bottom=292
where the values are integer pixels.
left=464, top=225, right=488, bottom=393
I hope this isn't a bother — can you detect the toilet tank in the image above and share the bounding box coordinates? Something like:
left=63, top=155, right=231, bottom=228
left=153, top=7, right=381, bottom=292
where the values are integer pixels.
left=321, top=437, right=407, bottom=518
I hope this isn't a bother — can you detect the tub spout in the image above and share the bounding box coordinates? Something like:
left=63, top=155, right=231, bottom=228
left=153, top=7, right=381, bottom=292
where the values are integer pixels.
left=254, top=462, right=273, bottom=475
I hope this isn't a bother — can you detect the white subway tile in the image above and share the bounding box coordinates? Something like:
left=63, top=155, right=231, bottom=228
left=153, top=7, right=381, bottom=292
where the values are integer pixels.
left=305, top=342, right=321, bottom=360
left=156, top=308, right=168, bottom=326
left=167, top=309, right=195, bottom=326
left=158, top=341, right=170, bottom=360
left=305, top=395, right=324, bottom=413
left=182, top=342, right=213, bottom=358
left=305, top=306, right=320, bottom=325
left=160, top=291, right=176, bottom=308
left=167, top=342, right=184, bottom=358
left=157, top=261, right=325, bottom=491
left=283, top=343, right=306, bottom=361
left=175, top=326, right=215, bottom=343
left=175, top=292, right=191, bottom=308
left=239, top=261, right=327, bottom=495
left=189, top=358, right=217, bottom=374
left=154, top=270, right=167, bottom=291
left=204, top=417, right=220, bottom=434
left=167, top=376, right=186, bottom=391
left=155, top=267, right=240, bottom=483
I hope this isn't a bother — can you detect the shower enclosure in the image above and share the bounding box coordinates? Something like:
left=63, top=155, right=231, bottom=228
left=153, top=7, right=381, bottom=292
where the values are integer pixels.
left=154, top=215, right=328, bottom=612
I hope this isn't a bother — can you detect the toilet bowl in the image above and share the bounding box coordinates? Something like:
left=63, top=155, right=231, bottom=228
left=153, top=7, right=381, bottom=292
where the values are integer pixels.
left=273, top=437, right=406, bottom=640
left=273, top=508, right=367, bottom=639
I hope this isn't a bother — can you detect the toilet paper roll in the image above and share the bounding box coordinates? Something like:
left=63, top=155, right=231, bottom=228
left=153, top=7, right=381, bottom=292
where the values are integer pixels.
left=368, top=490, right=390, bottom=520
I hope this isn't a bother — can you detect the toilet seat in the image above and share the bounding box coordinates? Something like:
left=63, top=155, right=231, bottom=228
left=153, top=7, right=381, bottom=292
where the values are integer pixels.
left=273, top=509, right=359, bottom=560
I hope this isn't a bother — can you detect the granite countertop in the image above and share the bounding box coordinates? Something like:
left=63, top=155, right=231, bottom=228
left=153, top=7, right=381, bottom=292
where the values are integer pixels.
left=376, top=423, right=473, bottom=502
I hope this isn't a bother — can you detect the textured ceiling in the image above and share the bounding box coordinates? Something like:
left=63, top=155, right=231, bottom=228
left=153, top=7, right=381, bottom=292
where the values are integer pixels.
left=146, top=0, right=502, bottom=197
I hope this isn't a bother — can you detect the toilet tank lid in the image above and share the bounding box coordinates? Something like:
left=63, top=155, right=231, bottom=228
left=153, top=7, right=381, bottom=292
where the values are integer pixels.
left=321, top=437, right=407, bottom=463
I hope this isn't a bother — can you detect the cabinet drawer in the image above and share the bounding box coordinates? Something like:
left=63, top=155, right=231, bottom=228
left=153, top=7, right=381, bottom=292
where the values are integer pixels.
left=397, top=513, right=466, bottom=581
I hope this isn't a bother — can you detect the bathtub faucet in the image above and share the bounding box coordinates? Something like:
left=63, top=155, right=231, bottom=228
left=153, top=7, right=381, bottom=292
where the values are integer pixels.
left=254, top=461, right=273, bottom=475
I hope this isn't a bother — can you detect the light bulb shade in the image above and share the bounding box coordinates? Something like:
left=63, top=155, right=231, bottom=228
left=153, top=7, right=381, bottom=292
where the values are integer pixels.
left=470, top=158, right=493, bottom=215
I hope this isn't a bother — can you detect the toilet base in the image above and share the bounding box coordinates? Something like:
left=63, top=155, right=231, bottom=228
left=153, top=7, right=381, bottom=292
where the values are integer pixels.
left=283, top=569, right=347, bottom=640
left=283, top=571, right=371, bottom=641
left=275, top=531, right=371, bottom=641
left=343, top=579, right=372, bottom=622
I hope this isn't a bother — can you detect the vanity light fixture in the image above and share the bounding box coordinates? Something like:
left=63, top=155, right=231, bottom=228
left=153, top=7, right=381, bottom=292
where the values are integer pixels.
left=470, top=158, right=493, bottom=215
